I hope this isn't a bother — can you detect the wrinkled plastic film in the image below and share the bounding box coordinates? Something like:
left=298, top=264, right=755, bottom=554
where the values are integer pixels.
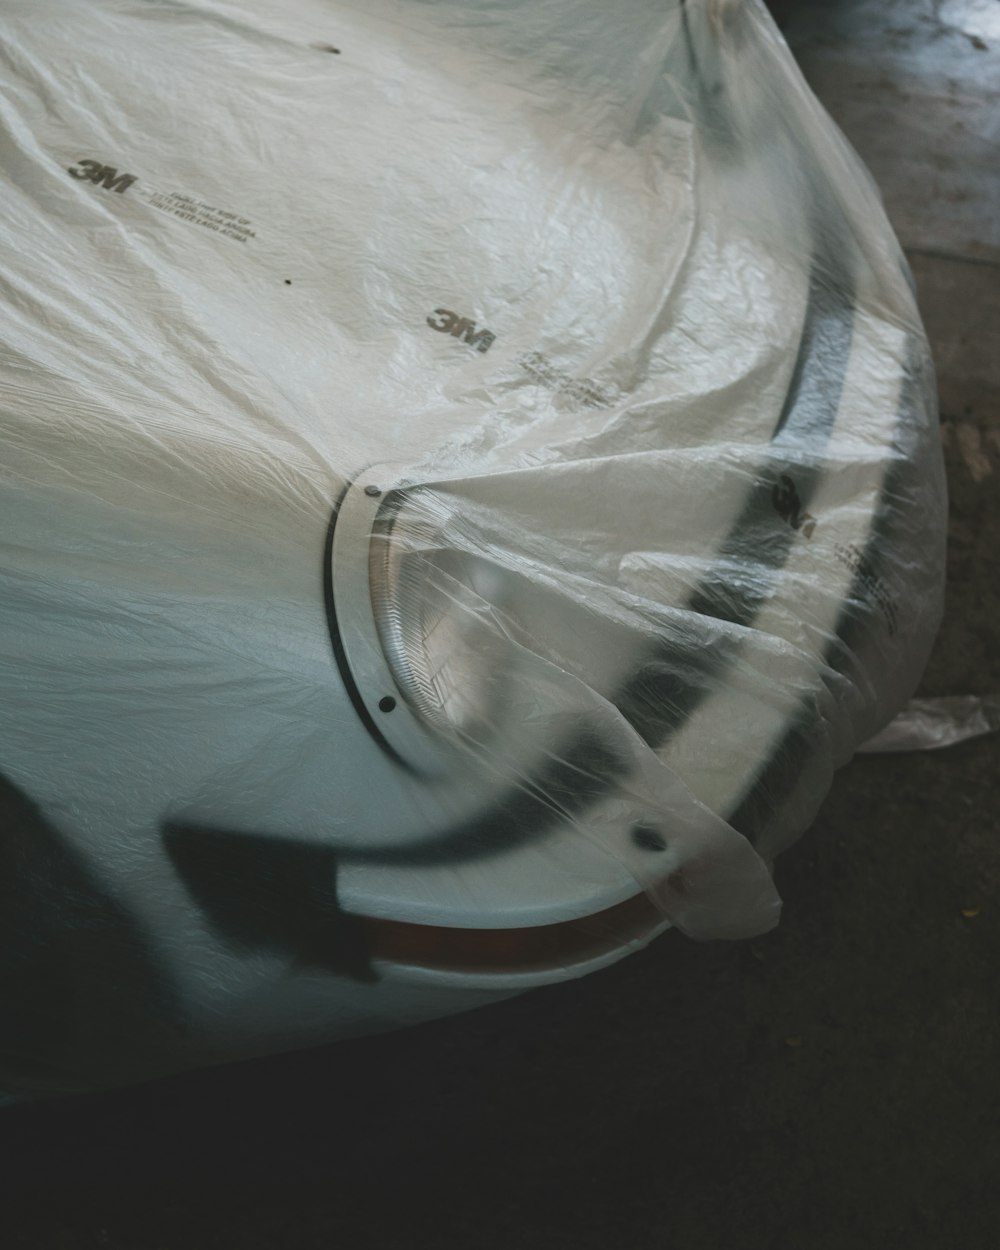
left=859, top=697, right=1000, bottom=754
left=0, top=0, right=946, bottom=1096
left=364, top=488, right=785, bottom=938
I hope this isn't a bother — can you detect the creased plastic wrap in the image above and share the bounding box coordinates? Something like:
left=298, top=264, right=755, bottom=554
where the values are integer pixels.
left=0, top=0, right=947, bottom=1096
left=859, top=697, right=1000, bottom=753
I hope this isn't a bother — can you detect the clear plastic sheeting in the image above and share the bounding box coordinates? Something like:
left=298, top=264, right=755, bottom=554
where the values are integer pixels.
left=0, top=0, right=946, bottom=1096
left=859, top=697, right=1000, bottom=754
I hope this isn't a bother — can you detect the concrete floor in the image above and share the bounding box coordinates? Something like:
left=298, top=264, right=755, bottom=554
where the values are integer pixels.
left=3, top=2, right=998, bottom=1247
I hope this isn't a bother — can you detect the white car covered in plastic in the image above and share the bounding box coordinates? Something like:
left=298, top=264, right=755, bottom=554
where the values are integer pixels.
left=0, top=0, right=946, bottom=1096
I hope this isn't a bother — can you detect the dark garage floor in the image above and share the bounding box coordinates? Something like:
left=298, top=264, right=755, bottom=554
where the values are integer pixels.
left=3, top=2, right=999, bottom=1247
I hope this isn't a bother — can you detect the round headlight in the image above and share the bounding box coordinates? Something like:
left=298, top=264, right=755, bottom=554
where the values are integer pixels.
left=369, top=497, right=513, bottom=743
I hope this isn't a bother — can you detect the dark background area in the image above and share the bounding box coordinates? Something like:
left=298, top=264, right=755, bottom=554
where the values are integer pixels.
left=3, top=2, right=998, bottom=1246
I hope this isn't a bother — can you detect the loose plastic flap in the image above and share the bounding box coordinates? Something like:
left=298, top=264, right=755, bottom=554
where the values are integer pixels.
left=859, top=697, right=1000, bottom=753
